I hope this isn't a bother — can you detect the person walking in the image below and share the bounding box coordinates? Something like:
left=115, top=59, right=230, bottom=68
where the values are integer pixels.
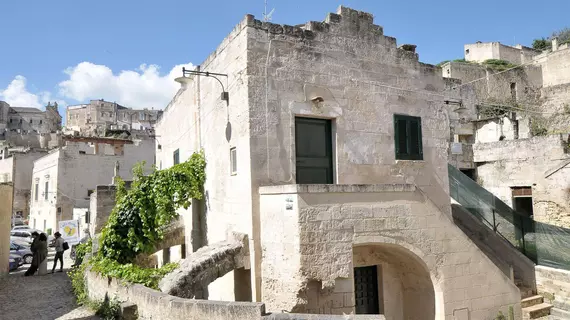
left=24, top=232, right=48, bottom=276
left=24, top=232, right=40, bottom=276
left=52, top=232, right=65, bottom=273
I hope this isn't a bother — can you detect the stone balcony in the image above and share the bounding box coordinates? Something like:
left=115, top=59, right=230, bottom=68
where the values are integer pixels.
left=258, top=183, right=521, bottom=319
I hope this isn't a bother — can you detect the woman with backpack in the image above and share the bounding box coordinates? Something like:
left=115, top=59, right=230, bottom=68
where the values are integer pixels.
left=52, top=232, right=67, bottom=273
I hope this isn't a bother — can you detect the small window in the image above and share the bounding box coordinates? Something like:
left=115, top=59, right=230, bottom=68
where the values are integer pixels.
left=173, top=149, right=180, bottom=165
left=510, top=82, right=517, bottom=101
left=87, top=189, right=94, bottom=197
left=230, top=147, right=237, bottom=175
left=157, top=144, right=162, bottom=150
left=19, top=119, right=22, bottom=124
left=39, top=120, right=42, bottom=125
left=394, top=114, right=423, bottom=161
left=44, top=181, right=49, bottom=200
left=34, top=183, right=39, bottom=201
left=9, top=119, right=12, bottom=123
left=79, top=151, right=86, bottom=155
left=465, top=49, right=470, bottom=54
left=29, top=119, right=33, bottom=124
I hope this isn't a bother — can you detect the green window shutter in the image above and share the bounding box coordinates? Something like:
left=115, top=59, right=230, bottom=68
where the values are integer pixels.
left=394, top=115, right=400, bottom=157
left=394, top=114, right=423, bottom=160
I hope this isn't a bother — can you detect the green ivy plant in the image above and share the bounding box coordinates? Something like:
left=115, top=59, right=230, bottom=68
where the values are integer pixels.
left=99, top=151, right=206, bottom=263
left=70, top=151, right=206, bottom=303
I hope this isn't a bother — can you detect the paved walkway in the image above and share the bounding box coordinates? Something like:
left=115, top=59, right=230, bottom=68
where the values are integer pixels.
left=0, top=249, right=100, bottom=320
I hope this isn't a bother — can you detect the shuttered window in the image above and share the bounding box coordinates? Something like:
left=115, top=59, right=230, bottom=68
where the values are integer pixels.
left=394, top=114, right=423, bottom=160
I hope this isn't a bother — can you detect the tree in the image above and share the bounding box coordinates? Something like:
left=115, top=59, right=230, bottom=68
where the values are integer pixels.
left=532, top=27, right=570, bottom=51
left=532, top=38, right=551, bottom=51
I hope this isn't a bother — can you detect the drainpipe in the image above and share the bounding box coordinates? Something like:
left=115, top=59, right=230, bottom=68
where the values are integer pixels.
left=196, top=65, right=202, bottom=150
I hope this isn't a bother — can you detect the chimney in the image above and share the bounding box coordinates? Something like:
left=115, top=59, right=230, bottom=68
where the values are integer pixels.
left=552, top=37, right=559, bottom=51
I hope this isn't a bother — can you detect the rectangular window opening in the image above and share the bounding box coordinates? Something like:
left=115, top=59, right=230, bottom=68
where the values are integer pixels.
left=230, top=147, right=237, bottom=175
left=511, top=82, right=517, bottom=101
left=44, top=181, right=49, bottom=200
left=173, top=149, right=180, bottom=165
left=394, top=114, right=423, bottom=161
left=34, top=183, right=39, bottom=201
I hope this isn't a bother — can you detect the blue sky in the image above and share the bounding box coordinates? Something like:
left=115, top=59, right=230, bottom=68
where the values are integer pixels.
left=1, top=0, right=568, bottom=116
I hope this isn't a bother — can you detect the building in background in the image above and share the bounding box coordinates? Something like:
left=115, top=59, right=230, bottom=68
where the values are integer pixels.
left=442, top=38, right=570, bottom=227
left=0, top=101, right=61, bottom=135
left=28, top=136, right=155, bottom=233
left=0, top=148, right=48, bottom=221
left=66, top=99, right=163, bottom=136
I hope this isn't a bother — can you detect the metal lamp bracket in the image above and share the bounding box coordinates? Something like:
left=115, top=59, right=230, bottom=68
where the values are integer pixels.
left=182, top=67, right=229, bottom=106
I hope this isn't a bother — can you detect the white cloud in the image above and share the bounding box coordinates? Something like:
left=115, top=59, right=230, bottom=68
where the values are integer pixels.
left=58, top=62, right=194, bottom=109
left=0, top=75, right=59, bottom=109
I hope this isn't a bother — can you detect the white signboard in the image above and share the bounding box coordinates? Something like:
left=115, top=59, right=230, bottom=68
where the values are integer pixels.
left=58, top=220, right=80, bottom=244
left=451, top=142, right=463, bottom=155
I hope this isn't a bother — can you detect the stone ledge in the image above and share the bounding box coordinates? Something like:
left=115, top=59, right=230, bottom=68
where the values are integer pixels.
left=259, top=184, right=416, bottom=195
left=86, top=270, right=266, bottom=320
left=262, top=313, right=385, bottom=320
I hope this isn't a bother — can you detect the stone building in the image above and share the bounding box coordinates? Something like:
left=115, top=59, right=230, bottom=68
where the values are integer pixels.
left=66, top=99, right=163, bottom=135
left=155, top=7, right=522, bottom=319
left=442, top=38, right=570, bottom=228
left=0, top=148, right=48, bottom=220
left=0, top=101, right=61, bottom=134
left=28, top=136, right=155, bottom=233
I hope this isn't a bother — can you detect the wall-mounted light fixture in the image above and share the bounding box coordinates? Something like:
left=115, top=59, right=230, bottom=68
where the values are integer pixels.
left=182, top=67, right=229, bottom=106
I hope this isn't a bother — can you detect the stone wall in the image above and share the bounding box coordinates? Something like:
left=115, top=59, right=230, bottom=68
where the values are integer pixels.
left=536, top=266, right=570, bottom=312
left=86, top=270, right=384, bottom=319
left=154, top=9, right=255, bottom=301
left=473, top=135, right=570, bottom=226
left=0, top=183, right=13, bottom=277
left=535, top=47, right=570, bottom=87
left=259, top=184, right=522, bottom=319
left=89, top=185, right=116, bottom=236
left=86, top=270, right=266, bottom=320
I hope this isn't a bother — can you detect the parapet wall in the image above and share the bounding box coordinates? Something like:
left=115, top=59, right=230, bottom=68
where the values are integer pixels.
left=85, top=270, right=386, bottom=319
left=86, top=270, right=266, bottom=320
left=473, top=135, right=567, bottom=162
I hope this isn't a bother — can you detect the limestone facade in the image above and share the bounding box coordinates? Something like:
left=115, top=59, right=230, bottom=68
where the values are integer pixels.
left=443, top=38, right=570, bottom=227
left=0, top=149, right=48, bottom=219
left=156, top=6, right=522, bottom=319
left=28, top=137, right=155, bottom=233
left=473, top=135, right=570, bottom=226
left=0, top=101, right=61, bottom=135
left=66, top=99, right=163, bottom=135
left=259, top=184, right=521, bottom=319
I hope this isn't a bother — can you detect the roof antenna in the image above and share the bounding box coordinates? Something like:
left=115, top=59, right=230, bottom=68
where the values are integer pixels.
left=263, top=0, right=275, bottom=22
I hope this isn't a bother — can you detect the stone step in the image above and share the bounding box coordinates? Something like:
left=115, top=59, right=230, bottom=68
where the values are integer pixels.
left=550, top=307, right=570, bottom=319
left=523, top=303, right=553, bottom=319
left=523, top=295, right=545, bottom=308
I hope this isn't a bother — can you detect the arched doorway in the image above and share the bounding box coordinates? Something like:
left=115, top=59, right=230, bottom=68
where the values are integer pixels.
left=353, top=243, right=436, bottom=320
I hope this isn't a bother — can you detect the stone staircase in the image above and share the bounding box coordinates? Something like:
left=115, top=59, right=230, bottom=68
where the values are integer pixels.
left=517, top=280, right=553, bottom=319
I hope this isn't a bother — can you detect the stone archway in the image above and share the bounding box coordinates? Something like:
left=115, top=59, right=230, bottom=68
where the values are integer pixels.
left=353, top=243, right=436, bottom=320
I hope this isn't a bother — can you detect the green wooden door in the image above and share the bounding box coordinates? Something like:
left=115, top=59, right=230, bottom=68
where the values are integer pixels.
left=295, top=117, right=333, bottom=184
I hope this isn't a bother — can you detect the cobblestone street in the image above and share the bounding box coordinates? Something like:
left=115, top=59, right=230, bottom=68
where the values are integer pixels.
left=0, top=248, right=100, bottom=320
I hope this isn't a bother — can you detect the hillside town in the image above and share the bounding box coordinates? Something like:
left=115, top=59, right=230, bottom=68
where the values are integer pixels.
left=1, top=5, right=570, bottom=320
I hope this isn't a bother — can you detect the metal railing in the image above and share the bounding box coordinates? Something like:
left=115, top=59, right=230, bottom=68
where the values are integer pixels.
left=448, top=164, right=570, bottom=271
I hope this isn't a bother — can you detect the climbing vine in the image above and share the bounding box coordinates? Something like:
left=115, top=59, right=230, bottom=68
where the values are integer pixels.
left=99, top=151, right=206, bottom=263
